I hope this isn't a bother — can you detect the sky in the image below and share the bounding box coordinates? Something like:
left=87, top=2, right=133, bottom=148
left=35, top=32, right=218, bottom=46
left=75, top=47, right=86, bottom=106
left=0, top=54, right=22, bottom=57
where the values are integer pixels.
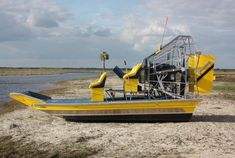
left=0, top=0, right=234, bottom=68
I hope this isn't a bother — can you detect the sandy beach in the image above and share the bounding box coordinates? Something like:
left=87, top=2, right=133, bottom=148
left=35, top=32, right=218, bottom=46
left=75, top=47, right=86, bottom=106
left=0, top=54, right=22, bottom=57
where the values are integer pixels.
left=1, top=0, right=235, bottom=157
left=0, top=75, right=235, bottom=158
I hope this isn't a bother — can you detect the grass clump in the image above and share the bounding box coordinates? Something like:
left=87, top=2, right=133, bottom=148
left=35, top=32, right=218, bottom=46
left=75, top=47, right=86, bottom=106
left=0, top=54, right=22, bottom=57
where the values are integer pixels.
left=213, top=82, right=235, bottom=100
left=214, top=82, right=235, bottom=92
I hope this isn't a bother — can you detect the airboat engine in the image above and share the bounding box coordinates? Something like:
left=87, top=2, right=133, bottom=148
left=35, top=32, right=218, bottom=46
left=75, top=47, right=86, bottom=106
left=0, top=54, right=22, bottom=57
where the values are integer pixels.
left=140, top=35, right=215, bottom=99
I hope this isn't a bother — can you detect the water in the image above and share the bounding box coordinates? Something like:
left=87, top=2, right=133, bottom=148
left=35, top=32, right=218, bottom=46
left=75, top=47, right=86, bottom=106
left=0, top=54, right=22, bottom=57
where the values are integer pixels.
left=0, top=73, right=98, bottom=108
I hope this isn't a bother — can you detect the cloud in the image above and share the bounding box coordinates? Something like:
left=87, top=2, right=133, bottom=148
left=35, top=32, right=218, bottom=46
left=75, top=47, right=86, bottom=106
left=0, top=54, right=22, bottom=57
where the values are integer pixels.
left=0, top=0, right=70, bottom=22
left=0, top=0, right=234, bottom=68
left=0, top=0, right=71, bottom=42
left=140, top=0, right=235, bottom=28
left=0, top=36, right=142, bottom=68
left=136, top=0, right=235, bottom=68
left=120, top=16, right=189, bottom=51
left=118, top=0, right=233, bottom=52
left=94, top=28, right=111, bottom=37
left=26, top=14, right=58, bottom=28
left=77, top=25, right=112, bottom=37
left=0, top=12, right=35, bottom=42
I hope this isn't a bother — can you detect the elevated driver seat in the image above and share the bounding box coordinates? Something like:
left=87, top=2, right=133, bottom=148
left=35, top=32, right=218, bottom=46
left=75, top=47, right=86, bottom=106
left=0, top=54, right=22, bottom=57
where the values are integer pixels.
left=123, top=63, right=142, bottom=93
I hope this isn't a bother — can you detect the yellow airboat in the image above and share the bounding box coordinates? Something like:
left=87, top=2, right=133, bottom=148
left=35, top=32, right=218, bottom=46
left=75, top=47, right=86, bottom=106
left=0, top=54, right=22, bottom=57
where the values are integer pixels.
left=10, top=35, right=215, bottom=122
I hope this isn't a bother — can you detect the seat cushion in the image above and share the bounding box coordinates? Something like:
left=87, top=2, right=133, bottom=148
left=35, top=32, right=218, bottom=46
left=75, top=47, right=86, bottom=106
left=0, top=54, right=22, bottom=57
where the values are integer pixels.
left=89, top=72, right=107, bottom=88
left=123, top=63, right=142, bottom=79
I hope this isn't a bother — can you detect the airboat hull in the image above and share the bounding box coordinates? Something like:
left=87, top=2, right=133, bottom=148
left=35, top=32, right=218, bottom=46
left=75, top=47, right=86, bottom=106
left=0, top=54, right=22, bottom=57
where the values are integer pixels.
left=10, top=92, right=201, bottom=122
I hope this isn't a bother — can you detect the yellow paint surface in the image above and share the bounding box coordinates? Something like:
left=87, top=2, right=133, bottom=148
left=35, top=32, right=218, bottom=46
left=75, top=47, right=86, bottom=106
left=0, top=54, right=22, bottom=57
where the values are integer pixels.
left=124, top=78, right=138, bottom=92
left=189, top=54, right=215, bottom=94
left=9, top=93, right=46, bottom=107
left=90, top=88, right=104, bottom=102
left=10, top=92, right=201, bottom=114
left=35, top=100, right=200, bottom=113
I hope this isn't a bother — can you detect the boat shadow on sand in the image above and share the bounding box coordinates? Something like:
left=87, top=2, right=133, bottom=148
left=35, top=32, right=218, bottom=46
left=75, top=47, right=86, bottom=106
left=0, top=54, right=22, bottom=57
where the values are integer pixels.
left=64, top=114, right=235, bottom=123
left=191, top=115, right=235, bottom=123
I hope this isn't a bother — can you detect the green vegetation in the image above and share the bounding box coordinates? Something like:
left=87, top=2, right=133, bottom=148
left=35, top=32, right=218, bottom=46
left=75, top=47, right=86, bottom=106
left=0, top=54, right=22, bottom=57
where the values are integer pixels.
left=0, top=67, right=104, bottom=76
left=0, top=67, right=129, bottom=76
left=214, top=69, right=235, bottom=82
left=213, top=82, right=235, bottom=100
left=214, top=82, right=235, bottom=92
left=213, top=70, right=235, bottom=100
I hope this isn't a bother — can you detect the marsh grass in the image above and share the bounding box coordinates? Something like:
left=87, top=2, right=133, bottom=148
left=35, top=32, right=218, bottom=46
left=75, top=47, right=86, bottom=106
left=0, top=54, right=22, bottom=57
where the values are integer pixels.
left=0, top=67, right=115, bottom=76
left=213, top=82, right=235, bottom=100
left=0, top=68, right=103, bottom=76
left=215, top=70, right=235, bottom=82
left=214, top=83, right=235, bottom=92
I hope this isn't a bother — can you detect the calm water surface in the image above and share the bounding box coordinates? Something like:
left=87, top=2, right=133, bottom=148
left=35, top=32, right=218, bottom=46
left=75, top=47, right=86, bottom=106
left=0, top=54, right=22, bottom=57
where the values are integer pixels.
left=0, top=73, right=98, bottom=108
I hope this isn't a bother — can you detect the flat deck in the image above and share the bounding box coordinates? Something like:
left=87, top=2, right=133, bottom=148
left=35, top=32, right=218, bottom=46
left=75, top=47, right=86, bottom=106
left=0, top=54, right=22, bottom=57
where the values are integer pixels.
left=47, top=98, right=92, bottom=104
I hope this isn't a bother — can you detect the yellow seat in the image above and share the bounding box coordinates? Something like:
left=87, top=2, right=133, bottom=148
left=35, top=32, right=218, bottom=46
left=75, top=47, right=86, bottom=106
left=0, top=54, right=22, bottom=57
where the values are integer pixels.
left=123, top=63, right=142, bottom=92
left=89, top=72, right=107, bottom=102
left=123, top=63, right=142, bottom=79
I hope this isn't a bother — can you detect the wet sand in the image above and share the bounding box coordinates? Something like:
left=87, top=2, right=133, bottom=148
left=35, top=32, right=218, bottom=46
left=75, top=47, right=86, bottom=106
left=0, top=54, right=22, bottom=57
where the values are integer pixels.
left=0, top=75, right=235, bottom=157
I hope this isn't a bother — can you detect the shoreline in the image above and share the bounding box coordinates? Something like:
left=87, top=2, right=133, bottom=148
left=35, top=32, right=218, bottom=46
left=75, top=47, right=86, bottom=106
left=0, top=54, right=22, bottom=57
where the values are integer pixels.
left=1, top=75, right=234, bottom=115
left=0, top=74, right=234, bottom=157
left=0, top=75, right=122, bottom=157
left=0, top=68, right=104, bottom=76
left=0, top=75, right=99, bottom=115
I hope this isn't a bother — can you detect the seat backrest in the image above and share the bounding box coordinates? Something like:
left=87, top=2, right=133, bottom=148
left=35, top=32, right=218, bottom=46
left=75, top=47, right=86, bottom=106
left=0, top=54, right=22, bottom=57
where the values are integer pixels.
left=113, top=66, right=125, bottom=78
left=89, top=72, right=107, bottom=88
left=123, top=63, right=142, bottom=79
